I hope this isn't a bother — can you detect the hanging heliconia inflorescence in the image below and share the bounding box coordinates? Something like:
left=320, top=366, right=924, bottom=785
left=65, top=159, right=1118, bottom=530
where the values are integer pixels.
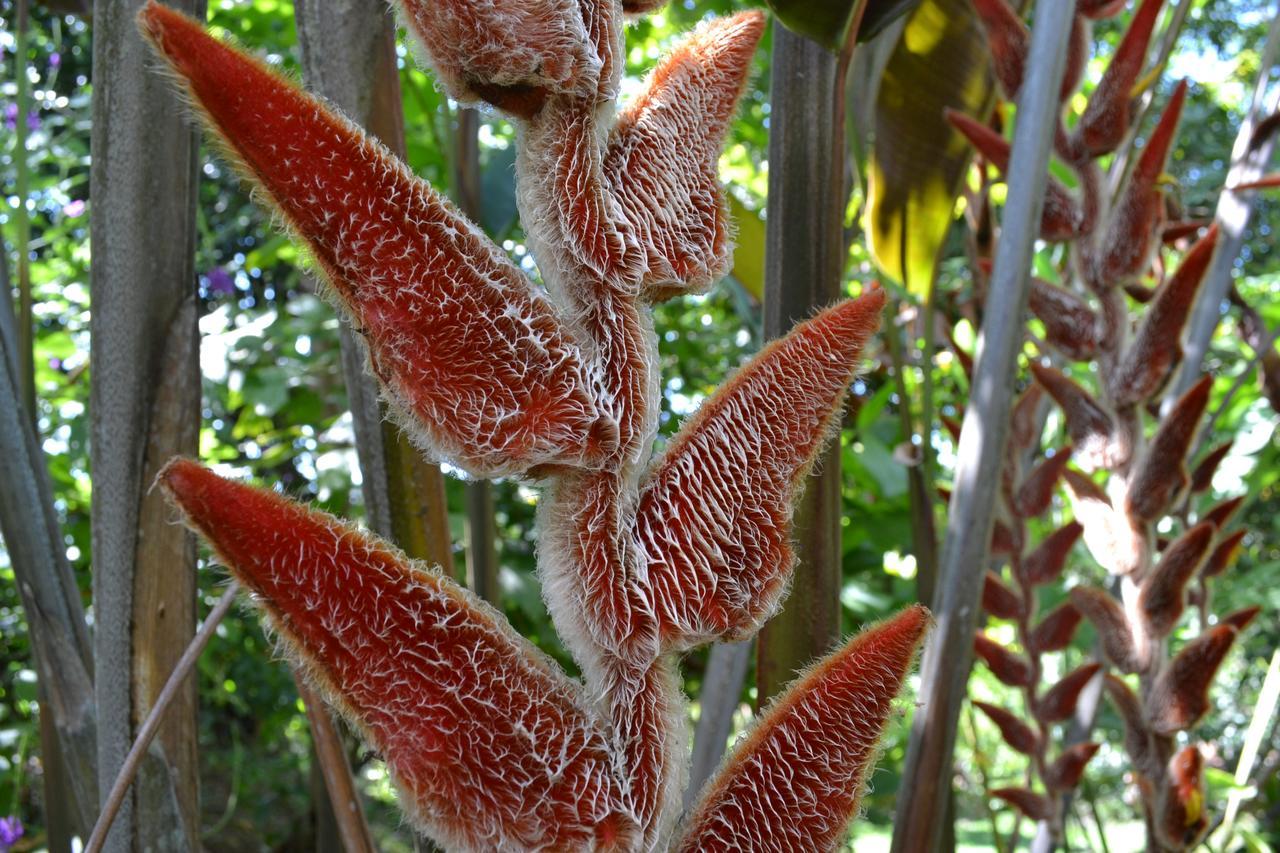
left=956, top=0, right=1263, bottom=849
left=137, top=1, right=930, bottom=849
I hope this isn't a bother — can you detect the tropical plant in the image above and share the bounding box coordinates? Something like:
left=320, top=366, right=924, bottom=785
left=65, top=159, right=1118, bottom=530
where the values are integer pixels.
left=135, top=1, right=928, bottom=849
left=951, top=0, right=1266, bottom=848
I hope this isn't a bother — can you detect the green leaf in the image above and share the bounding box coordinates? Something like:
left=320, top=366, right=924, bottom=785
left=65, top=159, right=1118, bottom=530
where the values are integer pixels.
left=866, top=0, right=1002, bottom=295
left=765, top=0, right=860, bottom=51
left=728, top=194, right=765, bottom=301
left=859, top=0, right=924, bottom=42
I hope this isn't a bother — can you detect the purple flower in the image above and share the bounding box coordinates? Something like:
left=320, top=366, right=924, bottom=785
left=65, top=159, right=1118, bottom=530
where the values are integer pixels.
left=27, top=109, right=40, bottom=132
left=0, top=816, right=24, bottom=852
left=49, top=51, right=61, bottom=70
left=205, top=266, right=236, bottom=296
left=62, top=199, right=86, bottom=218
left=2, top=104, right=15, bottom=131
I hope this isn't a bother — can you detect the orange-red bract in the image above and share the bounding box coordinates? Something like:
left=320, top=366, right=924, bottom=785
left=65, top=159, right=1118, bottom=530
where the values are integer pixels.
left=158, top=460, right=633, bottom=851
left=137, top=3, right=611, bottom=480
left=635, top=290, right=886, bottom=650
left=606, top=11, right=765, bottom=300
left=677, top=606, right=930, bottom=851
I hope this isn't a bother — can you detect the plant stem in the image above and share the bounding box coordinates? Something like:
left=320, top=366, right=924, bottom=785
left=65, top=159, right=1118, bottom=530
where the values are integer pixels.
left=295, top=676, right=377, bottom=853
left=85, top=583, right=240, bottom=853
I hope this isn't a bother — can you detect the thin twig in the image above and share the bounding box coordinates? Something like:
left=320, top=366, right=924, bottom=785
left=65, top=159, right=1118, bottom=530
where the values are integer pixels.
left=85, top=582, right=240, bottom=853
left=295, top=675, right=378, bottom=853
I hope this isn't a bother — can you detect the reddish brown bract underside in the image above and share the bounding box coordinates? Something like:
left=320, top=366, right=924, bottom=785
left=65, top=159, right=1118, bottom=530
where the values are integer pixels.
left=139, top=1, right=929, bottom=849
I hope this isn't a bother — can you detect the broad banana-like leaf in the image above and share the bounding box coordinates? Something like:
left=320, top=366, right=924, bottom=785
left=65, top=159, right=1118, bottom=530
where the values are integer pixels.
left=867, top=0, right=1007, bottom=294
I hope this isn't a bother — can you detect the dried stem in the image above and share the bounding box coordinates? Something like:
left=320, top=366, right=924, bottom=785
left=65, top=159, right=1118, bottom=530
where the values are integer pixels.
left=85, top=583, right=240, bottom=853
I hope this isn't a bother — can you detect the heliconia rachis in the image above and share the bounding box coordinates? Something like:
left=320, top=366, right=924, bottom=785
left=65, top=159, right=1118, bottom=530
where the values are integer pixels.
left=139, top=1, right=929, bottom=849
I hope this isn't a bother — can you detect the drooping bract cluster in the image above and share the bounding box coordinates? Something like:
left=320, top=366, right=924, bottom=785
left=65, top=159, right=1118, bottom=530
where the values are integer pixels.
left=957, top=1, right=1263, bottom=848
left=138, top=2, right=930, bottom=849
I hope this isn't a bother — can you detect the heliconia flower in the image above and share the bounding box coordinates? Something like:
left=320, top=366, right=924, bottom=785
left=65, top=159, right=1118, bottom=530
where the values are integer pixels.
left=393, top=0, right=601, bottom=117
left=1139, top=522, right=1214, bottom=638
left=1190, top=440, right=1234, bottom=493
left=137, top=4, right=614, bottom=479
left=1030, top=363, right=1118, bottom=472
left=1037, top=662, right=1103, bottom=723
left=1044, top=742, right=1101, bottom=791
left=157, top=459, right=634, bottom=851
left=1105, top=675, right=1155, bottom=773
left=677, top=606, right=930, bottom=852
left=1078, top=0, right=1166, bottom=156
left=1021, top=520, right=1083, bottom=586
left=605, top=11, right=764, bottom=301
left=991, top=787, right=1053, bottom=821
left=1096, top=80, right=1188, bottom=285
left=948, top=326, right=976, bottom=379
left=946, top=111, right=1082, bottom=240
left=983, top=571, right=1024, bottom=620
left=974, top=632, right=1034, bottom=688
left=942, top=414, right=963, bottom=445
left=1061, top=15, right=1091, bottom=103
left=992, top=519, right=1022, bottom=556
left=1014, top=447, right=1073, bottom=518
left=1028, top=601, right=1084, bottom=654
left=1200, top=495, right=1245, bottom=530
left=1065, top=469, right=1147, bottom=575
left=1071, top=586, right=1139, bottom=673
left=971, top=0, right=1028, bottom=98
left=1127, top=375, right=1212, bottom=521
left=1009, top=384, right=1046, bottom=450
left=634, top=290, right=886, bottom=650
left=1221, top=605, right=1262, bottom=632
left=1028, top=279, right=1100, bottom=361
left=1157, top=746, right=1208, bottom=849
left=622, top=0, right=670, bottom=12
left=973, top=700, right=1039, bottom=755
left=1078, top=0, right=1128, bottom=19
left=1162, top=218, right=1212, bottom=244
left=1200, top=529, right=1247, bottom=579
left=1110, top=226, right=1220, bottom=407
left=1146, top=624, right=1239, bottom=735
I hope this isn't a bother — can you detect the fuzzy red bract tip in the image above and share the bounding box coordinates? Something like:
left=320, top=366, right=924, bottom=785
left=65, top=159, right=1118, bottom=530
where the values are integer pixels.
left=677, top=606, right=930, bottom=852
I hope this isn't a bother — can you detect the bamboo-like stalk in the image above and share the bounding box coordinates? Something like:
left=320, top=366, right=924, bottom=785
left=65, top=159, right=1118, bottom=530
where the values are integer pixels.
left=1214, top=647, right=1280, bottom=848
left=295, top=677, right=378, bottom=853
left=889, top=3, right=1076, bottom=848
left=757, top=1, right=870, bottom=704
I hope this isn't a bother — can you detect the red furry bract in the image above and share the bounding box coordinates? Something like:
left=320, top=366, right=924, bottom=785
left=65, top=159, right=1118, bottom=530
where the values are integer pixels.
left=158, top=460, right=633, bottom=851
left=634, top=290, right=886, bottom=650
left=607, top=11, right=764, bottom=300
left=138, top=4, right=612, bottom=479
left=395, top=0, right=599, bottom=115
left=677, top=606, right=930, bottom=852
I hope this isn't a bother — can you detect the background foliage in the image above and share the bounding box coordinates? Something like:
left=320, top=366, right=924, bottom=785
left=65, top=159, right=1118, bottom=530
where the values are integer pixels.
left=0, top=0, right=1277, bottom=849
